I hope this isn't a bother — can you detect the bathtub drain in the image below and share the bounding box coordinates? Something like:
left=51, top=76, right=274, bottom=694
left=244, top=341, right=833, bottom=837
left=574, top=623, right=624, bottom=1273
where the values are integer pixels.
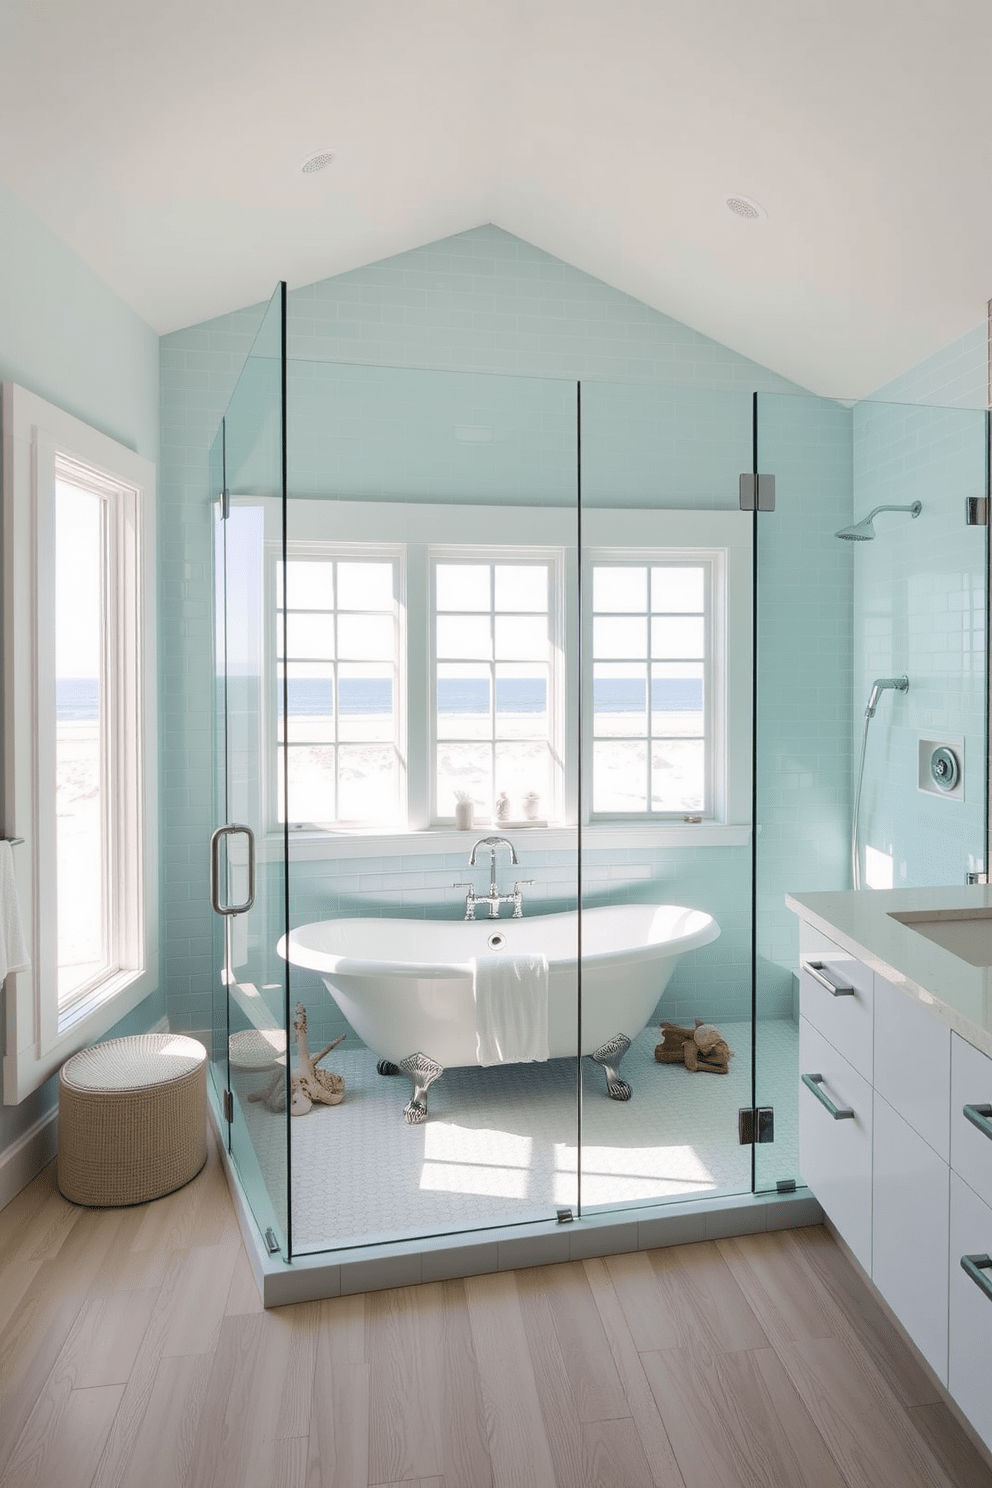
left=487, top=932, right=506, bottom=951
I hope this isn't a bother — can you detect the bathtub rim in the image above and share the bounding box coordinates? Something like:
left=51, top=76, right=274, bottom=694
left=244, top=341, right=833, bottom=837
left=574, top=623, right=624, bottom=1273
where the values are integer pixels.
left=278, top=902, right=720, bottom=981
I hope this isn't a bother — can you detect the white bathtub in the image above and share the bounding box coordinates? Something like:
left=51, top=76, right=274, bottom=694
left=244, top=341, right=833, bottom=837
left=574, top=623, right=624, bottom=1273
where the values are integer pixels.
left=279, top=902, right=719, bottom=1122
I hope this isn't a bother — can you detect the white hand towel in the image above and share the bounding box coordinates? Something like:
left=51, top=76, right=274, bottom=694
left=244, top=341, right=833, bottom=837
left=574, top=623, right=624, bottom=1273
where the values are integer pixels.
left=473, top=953, right=549, bottom=1066
left=0, top=841, right=29, bottom=981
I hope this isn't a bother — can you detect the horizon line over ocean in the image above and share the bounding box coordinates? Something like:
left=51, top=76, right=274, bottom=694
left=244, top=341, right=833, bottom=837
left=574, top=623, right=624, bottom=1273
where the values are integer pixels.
left=59, top=675, right=703, bottom=721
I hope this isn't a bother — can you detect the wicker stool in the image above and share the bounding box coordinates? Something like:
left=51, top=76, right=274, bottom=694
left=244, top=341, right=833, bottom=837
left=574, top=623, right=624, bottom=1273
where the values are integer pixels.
left=58, top=1034, right=207, bottom=1207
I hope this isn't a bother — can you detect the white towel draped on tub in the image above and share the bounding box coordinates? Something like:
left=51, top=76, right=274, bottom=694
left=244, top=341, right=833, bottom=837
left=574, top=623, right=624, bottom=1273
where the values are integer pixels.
left=0, top=840, right=29, bottom=981
left=472, top=953, right=549, bottom=1066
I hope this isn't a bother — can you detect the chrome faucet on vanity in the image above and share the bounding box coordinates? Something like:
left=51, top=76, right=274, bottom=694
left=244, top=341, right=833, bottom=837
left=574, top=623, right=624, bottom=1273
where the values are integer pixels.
left=453, top=836, right=534, bottom=920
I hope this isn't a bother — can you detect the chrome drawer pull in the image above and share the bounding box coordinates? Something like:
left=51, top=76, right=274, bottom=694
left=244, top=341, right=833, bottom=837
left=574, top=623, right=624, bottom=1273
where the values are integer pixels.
left=802, top=961, right=856, bottom=997
left=801, top=1072, right=855, bottom=1121
left=961, top=1254, right=992, bottom=1303
left=963, top=1103, right=992, bottom=1142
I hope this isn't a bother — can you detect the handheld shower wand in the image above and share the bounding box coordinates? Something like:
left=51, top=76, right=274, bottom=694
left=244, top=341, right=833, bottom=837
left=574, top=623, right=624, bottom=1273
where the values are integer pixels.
left=852, top=676, right=908, bottom=889
left=865, top=675, right=909, bottom=718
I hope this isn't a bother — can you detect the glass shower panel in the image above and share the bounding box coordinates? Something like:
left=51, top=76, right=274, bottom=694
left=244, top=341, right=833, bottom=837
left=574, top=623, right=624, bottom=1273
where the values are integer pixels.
left=753, top=392, right=855, bottom=1194
left=753, top=392, right=989, bottom=1195
left=577, top=382, right=755, bottom=1215
left=212, top=284, right=290, bottom=1255
left=282, top=360, right=580, bottom=1255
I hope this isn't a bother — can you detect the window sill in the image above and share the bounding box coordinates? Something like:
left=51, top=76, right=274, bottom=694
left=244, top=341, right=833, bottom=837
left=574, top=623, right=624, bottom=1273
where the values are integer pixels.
left=266, top=822, right=751, bottom=862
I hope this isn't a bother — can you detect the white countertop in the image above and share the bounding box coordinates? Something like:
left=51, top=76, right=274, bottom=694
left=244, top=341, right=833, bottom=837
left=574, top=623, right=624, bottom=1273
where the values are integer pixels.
left=786, top=885, right=992, bottom=1059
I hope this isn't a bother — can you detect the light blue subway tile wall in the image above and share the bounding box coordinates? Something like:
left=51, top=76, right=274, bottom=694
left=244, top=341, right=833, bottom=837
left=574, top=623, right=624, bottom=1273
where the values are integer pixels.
left=289, top=361, right=578, bottom=506
left=0, top=180, right=161, bottom=1154
left=852, top=400, right=987, bottom=886
left=868, top=322, right=987, bottom=410
left=160, top=224, right=822, bottom=1041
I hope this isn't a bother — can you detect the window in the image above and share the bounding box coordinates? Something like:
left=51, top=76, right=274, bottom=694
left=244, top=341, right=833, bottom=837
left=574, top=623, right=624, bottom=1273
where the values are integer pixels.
left=263, top=500, right=750, bottom=843
left=589, top=558, right=713, bottom=817
left=3, top=385, right=157, bottom=1102
left=432, top=557, right=561, bottom=824
left=277, top=553, right=402, bottom=826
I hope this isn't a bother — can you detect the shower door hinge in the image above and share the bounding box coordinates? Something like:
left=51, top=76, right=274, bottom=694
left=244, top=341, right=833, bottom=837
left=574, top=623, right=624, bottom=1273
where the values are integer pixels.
left=967, top=871, right=989, bottom=885
left=223, top=1089, right=234, bottom=1124
left=738, top=1106, right=775, bottom=1144
left=739, top=474, right=776, bottom=511
left=221, top=486, right=230, bottom=520
left=966, top=496, right=988, bottom=526
left=556, top=1208, right=574, bottom=1224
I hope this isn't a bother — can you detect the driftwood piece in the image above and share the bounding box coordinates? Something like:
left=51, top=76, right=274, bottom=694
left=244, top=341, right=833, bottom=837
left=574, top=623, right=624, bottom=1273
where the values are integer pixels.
left=247, top=1005, right=346, bottom=1115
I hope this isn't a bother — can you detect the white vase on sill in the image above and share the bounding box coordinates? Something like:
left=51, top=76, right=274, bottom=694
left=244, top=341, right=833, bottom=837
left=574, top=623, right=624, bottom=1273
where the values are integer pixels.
left=455, top=798, right=474, bottom=830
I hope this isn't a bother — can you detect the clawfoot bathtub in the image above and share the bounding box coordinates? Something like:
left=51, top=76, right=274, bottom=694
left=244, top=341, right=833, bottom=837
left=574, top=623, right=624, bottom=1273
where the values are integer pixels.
left=279, top=902, right=719, bottom=1123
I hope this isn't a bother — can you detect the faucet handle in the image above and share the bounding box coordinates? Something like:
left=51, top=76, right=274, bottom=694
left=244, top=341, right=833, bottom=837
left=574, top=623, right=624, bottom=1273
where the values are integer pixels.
left=452, top=881, right=475, bottom=890
left=513, top=880, right=535, bottom=890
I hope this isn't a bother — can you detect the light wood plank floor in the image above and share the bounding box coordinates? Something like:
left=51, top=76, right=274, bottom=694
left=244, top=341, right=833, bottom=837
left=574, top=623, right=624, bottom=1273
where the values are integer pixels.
left=1, top=1133, right=989, bottom=1488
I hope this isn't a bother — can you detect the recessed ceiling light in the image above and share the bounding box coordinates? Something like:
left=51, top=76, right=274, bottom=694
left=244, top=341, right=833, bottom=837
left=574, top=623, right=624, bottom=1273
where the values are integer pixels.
left=297, top=149, right=336, bottom=177
left=725, top=194, right=767, bottom=222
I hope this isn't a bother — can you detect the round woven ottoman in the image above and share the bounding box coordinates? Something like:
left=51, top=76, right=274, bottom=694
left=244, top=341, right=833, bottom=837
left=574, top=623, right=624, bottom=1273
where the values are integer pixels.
left=58, top=1034, right=207, bottom=1207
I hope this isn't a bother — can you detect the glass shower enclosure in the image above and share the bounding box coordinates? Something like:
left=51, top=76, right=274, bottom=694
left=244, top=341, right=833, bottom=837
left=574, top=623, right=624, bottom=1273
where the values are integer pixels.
left=209, top=283, right=989, bottom=1265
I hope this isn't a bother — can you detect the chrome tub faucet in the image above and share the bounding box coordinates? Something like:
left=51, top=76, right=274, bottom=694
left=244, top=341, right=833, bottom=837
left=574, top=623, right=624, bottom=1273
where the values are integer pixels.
left=453, top=836, right=532, bottom=919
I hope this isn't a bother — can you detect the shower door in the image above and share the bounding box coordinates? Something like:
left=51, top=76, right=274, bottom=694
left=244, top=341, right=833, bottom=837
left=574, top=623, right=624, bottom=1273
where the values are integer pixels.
left=210, top=284, right=291, bottom=1256
left=577, top=382, right=757, bottom=1216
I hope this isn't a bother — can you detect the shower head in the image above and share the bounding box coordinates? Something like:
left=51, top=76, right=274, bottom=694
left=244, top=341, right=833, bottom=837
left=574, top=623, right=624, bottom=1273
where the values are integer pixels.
left=835, top=501, right=922, bottom=541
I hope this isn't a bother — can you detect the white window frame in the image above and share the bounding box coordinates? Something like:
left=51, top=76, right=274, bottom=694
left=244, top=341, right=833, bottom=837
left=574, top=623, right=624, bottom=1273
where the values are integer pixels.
left=428, top=546, right=567, bottom=827
left=582, top=507, right=752, bottom=833
left=269, top=540, right=406, bottom=831
left=585, top=549, right=719, bottom=820
left=2, top=384, right=158, bottom=1104
left=250, top=498, right=750, bottom=857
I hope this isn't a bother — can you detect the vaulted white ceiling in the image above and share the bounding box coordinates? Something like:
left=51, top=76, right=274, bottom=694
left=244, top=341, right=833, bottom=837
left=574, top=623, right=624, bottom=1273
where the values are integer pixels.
left=2, top=0, right=990, bottom=397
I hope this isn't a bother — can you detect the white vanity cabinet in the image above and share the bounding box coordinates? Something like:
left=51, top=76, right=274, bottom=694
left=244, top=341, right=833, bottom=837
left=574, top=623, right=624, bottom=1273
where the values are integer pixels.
left=948, top=1173, right=992, bottom=1453
left=948, top=1034, right=992, bottom=1453
left=869, top=974, right=951, bottom=1382
left=798, top=1015, right=873, bottom=1272
left=872, top=1093, right=949, bottom=1380
left=790, top=887, right=992, bottom=1461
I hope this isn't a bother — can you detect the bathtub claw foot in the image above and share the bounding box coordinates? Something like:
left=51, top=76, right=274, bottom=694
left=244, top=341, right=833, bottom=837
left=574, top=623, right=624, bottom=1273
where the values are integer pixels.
left=591, top=1033, right=633, bottom=1101
left=398, top=1052, right=444, bottom=1124
left=376, top=1059, right=401, bottom=1076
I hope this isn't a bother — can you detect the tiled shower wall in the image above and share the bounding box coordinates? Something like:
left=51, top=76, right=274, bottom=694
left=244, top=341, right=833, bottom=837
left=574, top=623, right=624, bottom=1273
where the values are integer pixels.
left=161, top=224, right=855, bottom=1040
left=852, top=325, right=988, bottom=888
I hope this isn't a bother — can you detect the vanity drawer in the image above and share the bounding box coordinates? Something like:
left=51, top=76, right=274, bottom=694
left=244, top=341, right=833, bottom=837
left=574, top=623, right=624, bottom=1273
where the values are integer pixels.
left=799, top=921, right=873, bottom=1080
left=951, top=1033, right=992, bottom=1207
left=949, top=1172, right=992, bottom=1453
left=799, top=1015, right=873, bottom=1274
left=874, top=973, right=950, bottom=1162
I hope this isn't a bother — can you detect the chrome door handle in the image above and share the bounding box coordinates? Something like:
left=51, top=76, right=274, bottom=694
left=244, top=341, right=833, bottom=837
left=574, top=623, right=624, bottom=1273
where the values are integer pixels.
left=801, top=1072, right=855, bottom=1120
left=963, top=1103, right=992, bottom=1141
left=802, top=961, right=856, bottom=997
left=962, top=1254, right=992, bottom=1303
left=210, top=824, right=256, bottom=916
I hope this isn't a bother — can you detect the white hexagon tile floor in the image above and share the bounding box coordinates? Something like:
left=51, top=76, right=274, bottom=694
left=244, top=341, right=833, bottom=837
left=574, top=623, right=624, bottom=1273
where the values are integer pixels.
left=233, top=1018, right=799, bottom=1254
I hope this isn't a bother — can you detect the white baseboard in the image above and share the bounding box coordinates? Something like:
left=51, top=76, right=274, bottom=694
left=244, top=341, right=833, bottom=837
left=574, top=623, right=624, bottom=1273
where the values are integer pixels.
left=0, top=1108, right=58, bottom=1212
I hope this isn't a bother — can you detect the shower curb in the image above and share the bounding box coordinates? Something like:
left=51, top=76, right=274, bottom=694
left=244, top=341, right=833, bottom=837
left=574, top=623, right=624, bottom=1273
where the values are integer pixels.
left=209, top=1100, right=823, bottom=1308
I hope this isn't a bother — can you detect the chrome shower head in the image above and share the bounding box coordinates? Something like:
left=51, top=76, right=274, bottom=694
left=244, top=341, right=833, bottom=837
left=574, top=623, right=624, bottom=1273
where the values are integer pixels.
left=835, top=501, right=922, bottom=541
